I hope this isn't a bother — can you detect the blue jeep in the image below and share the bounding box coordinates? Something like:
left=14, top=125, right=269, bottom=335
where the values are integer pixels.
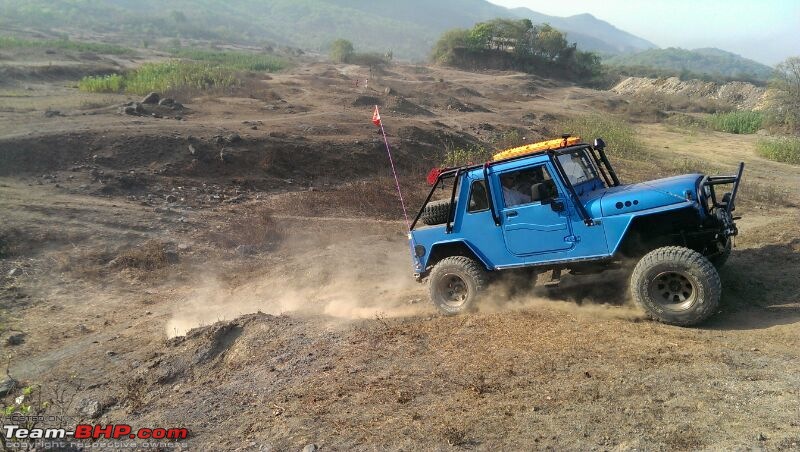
left=409, top=137, right=744, bottom=326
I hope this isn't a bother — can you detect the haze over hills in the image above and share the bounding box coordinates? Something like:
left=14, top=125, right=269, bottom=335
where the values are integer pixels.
left=0, top=0, right=774, bottom=81
left=605, top=47, right=774, bottom=81
left=0, top=0, right=654, bottom=59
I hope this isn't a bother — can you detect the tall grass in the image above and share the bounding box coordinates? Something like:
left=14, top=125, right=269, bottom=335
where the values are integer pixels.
left=0, top=36, right=133, bottom=55
left=557, top=115, right=644, bottom=159
left=168, top=48, right=287, bottom=72
left=756, top=136, right=800, bottom=165
left=78, top=61, right=239, bottom=95
left=78, top=74, right=124, bottom=93
left=707, top=110, right=763, bottom=134
left=124, top=61, right=238, bottom=95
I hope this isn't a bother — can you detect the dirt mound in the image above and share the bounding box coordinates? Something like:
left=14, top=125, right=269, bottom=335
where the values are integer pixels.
left=352, top=95, right=382, bottom=106
left=612, top=76, right=766, bottom=110
left=386, top=97, right=434, bottom=116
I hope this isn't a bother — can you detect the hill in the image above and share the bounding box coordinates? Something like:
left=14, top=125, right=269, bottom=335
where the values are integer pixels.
left=605, top=47, right=774, bottom=81
left=509, top=10, right=656, bottom=54
left=0, top=0, right=655, bottom=60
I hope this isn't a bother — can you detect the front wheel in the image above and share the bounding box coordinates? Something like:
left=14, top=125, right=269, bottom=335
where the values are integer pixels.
left=428, top=256, right=488, bottom=315
left=630, top=246, right=721, bottom=326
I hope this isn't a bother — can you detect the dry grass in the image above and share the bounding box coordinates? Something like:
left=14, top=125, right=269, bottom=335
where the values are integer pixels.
left=204, top=208, right=284, bottom=250
left=111, top=240, right=176, bottom=270
left=262, top=179, right=428, bottom=221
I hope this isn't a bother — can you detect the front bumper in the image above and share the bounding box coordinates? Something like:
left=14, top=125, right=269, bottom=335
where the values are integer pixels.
left=699, top=162, right=745, bottom=237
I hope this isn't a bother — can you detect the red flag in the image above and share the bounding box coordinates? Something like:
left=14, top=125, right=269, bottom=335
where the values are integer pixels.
left=372, top=105, right=382, bottom=127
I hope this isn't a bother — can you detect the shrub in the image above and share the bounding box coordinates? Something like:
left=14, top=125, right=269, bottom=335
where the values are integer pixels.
left=556, top=115, right=644, bottom=159
left=756, top=136, right=800, bottom=164
left=707, top=110, right=763, bottom=134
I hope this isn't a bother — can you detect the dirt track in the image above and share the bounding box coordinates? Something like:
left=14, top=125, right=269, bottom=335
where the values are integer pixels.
left=1, top=53, right=799, bottom=450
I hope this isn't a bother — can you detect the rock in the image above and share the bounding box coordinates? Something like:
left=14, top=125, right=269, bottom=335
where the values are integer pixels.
left=177, top=243, right=191, bottom=252
left=235, top=245, right=258, bottom=256
left=302, top=445, right=318, bottom=452
left=164, top=250, right=179, bottom=263
left=141, top=92, right=160, bottom=104
left=0, top=377, right=17, bottom=396
left=5, top=333, right=24, bottom=346
left=8, top=267, right=22, bottom=277
left=78, top=399, right=103, bottom=419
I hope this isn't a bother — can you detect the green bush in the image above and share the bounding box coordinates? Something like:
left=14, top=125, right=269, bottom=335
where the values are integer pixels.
left=707, top=110, right=763, bottom=134
left=557, top=115, right=644, bottom=159
left=756, top=136, right=800, bottom=164
left=0, top=36, right=133, bottom=55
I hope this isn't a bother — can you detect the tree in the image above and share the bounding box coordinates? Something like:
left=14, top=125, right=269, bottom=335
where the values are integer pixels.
left=329, top=38, right=354, bottom=63
left=431, top=28, right=469, bottom=64
left=532, top=24, right=568, bottom=61
left=766, top=56, right=800, bottom=132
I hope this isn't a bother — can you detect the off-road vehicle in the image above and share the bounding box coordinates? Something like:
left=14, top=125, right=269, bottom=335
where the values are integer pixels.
left=409, top=136, right=744, bottom=326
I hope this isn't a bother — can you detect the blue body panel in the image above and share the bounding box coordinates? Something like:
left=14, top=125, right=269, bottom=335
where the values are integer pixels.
left=410, top=153, right=703, bottom=273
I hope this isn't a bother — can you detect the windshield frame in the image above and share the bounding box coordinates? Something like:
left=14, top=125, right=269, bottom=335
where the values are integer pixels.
left=555, top=148, right=603, bottom=188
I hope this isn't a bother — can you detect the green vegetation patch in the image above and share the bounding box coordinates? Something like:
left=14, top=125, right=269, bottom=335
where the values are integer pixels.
left=756, top=136, right=800, bottom=165
left=0, top=36, right=133, bottom=55
left=78, top=61, right=240, bottom=95
left=168, top=48, right=287, bottom=72
left=557, top=115, right=644, bottom=159
left=78, top=74, right=124, bottom=93
left=707, top=110, right=763, bottom=134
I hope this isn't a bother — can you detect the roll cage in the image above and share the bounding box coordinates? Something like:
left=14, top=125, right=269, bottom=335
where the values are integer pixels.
left=411, top=143, right=620, bottom=231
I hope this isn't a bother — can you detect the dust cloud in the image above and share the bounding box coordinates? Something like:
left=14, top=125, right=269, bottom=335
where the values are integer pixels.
left=166, top=228, right=429, bottom=337
left=166, top=223, right=643, bottom=338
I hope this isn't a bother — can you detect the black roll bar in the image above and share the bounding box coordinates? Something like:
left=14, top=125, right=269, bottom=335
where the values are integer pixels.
left=445, top=168, right=462, bottom=233
left=549, top=151, right=594, bottom=226
left=483, top=163, right=500, bottom=226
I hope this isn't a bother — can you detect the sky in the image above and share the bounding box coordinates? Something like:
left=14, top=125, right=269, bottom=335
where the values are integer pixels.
left=486, top=0, right=800, bottom=65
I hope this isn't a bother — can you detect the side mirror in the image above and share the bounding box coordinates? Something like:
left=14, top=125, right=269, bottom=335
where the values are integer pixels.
left=550, top=200, right=565, bottom=212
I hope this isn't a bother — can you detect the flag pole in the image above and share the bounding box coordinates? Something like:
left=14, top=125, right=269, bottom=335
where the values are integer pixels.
left=374, top=105, right=411, bottom=231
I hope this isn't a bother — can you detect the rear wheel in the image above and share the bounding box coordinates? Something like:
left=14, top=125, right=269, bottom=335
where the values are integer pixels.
left=429, top=256, right=487, bottom=315
left=630, top=246, right=721, bottom=326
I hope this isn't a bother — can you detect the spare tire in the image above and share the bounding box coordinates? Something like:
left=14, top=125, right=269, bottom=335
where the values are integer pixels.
left=421, top=199, right=455, bottom=225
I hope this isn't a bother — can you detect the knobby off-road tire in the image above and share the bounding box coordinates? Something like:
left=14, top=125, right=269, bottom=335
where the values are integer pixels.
left=707, top=239, right=732, bottom=269
left=421, top=199, right=453, bottom=226
left=630, top=246, right=721, bottom=326
left=429, top=256, right=488, bottom=315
